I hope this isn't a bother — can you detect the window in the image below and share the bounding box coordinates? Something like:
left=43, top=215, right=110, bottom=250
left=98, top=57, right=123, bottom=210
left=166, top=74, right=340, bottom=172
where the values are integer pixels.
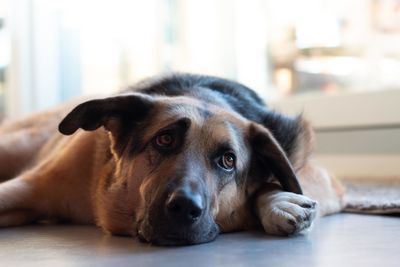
left=268, top=0, right=400, bottom=96
left=0, top=0, right=9, bottom=120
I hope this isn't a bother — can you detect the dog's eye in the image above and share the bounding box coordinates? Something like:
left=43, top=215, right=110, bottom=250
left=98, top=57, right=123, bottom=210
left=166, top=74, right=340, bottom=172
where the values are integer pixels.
left=155, top=133, right=174, bottom=148
left=218, top=152, right=236, bottom=171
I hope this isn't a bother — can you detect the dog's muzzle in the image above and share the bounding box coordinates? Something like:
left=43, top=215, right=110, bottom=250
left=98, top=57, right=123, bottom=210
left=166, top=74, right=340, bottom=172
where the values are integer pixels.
left=138, top=185, right=219, bottom=246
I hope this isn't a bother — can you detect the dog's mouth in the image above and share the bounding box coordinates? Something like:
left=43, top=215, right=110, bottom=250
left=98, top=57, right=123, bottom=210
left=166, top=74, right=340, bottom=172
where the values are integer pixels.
left=137, top=219, right=220, bottom=246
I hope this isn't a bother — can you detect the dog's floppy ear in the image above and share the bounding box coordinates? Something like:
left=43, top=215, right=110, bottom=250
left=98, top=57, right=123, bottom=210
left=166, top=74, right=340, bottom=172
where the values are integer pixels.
left=248, top=122, right=303, bottom=194
left=59, top=93, right=154, bottom=135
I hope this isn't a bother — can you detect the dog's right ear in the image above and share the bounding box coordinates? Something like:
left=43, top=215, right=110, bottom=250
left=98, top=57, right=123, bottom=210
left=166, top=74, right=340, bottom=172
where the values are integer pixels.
left=58, top=93, right=154, bottom=135
left=248, top=122, right=303, bottom=195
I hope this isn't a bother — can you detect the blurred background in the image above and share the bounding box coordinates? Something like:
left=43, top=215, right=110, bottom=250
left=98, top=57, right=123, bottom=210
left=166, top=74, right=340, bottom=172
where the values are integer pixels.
left=0, top=0, right=399, bottom=178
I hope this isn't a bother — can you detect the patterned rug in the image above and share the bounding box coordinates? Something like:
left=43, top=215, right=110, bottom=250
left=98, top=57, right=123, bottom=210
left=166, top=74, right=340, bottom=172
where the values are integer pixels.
left=343, top=177, right=400, bottom=214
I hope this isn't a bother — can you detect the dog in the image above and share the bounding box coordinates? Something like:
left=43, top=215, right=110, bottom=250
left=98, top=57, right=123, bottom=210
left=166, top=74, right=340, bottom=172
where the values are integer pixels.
left=0, top=73, right=344, bottom=245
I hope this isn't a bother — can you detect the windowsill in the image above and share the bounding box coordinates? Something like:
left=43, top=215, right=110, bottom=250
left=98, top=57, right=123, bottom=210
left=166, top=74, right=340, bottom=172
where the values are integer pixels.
left=315, top=154, right=400, bottom=179
left=268, top=89, right=400, bottom=130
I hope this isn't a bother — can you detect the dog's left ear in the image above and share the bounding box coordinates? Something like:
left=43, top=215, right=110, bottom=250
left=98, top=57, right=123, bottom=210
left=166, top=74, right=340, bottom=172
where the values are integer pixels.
left=58, top=93, right=154, bottom=135
left=248, top=123, right=303, bottom=194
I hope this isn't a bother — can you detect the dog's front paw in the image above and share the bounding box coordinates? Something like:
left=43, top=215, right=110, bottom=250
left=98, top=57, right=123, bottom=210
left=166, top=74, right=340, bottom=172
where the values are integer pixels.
left=257, top=191, right=318, bottom=236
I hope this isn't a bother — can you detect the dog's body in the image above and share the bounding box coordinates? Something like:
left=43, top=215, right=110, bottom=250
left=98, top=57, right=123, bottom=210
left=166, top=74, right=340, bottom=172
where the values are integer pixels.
left=0, top=74, right=344, bottom=245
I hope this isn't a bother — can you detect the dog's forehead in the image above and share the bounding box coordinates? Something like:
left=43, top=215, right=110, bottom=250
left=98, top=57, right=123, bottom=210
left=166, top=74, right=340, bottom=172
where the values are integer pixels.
left=159, top=97, right=207, bottom=123
left=152, top=96, right=248, bottom=132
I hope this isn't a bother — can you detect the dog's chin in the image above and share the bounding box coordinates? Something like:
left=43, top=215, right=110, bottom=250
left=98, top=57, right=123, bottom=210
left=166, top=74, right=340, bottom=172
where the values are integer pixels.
left=137, top=221, right=220, bottom=246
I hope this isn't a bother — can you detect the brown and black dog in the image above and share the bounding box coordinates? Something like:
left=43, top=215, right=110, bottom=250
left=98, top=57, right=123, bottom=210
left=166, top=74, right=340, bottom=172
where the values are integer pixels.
left=0, top=73, right=344, bottom=245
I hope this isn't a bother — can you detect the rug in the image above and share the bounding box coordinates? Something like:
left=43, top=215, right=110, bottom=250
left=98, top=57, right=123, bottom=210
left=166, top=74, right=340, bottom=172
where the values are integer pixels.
left=342, top=177, right=400, bottom=214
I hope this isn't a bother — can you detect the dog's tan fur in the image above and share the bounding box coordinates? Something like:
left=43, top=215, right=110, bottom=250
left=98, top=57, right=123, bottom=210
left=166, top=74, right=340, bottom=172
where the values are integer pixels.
left=0, top=93, right=344, bottom=243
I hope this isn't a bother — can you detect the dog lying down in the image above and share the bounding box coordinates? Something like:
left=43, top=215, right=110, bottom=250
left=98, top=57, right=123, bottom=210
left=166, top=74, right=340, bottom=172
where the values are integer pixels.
left=0, top=73, right=344, bottom=245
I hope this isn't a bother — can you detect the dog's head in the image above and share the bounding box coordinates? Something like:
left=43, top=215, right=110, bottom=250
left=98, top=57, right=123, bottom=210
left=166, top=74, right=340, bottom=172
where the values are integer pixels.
left=59, top=93, right=311, bottom=245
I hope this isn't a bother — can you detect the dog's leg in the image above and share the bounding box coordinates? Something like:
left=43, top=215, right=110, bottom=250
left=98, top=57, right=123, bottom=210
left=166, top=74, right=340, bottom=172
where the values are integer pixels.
left=256, top=183, right=318, bottom=236
left=0, top=177, right=39, bottom=227
left=0, top=102, right=81, bottom=182
left=0, top=130, right=100, bottom=227
left=297, top=163, right=345, bottom=216
left=0, top=109, right=66, bottom=181
left=0, top=129, right=56, bottom=181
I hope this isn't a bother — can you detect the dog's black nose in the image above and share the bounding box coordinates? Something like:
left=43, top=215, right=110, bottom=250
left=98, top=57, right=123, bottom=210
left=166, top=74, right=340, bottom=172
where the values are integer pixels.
left=166, top=189, right=204, bottom=223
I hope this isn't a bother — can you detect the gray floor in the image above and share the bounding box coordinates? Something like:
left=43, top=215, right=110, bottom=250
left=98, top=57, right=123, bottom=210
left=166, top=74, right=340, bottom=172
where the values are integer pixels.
left=0, top=214, right=399, bottom=267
